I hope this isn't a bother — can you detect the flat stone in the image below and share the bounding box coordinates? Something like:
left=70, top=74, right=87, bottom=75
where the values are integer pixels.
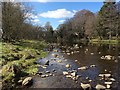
left=63, top=71, right=69, bottom=75
left=95, top=84, right=106, bottom=89
left=67, top=53, right=71, bottom=55
left=109, top=78, right=115, bottom=81
left=90, top=53, right=94, bottom=55
left=66, top=75, right=72, bottom=78
left=80, top=83, right=91, bottom=90
left=99, top=74, right=111, bottom=78
left=22, top=77, right=33, bottom=86
left=41, top=75, right=46, bottom=78
left=46, top=71, right=50, bottom=73
left=78, top=66, right=88, bottom=70
left=105, top=55, right=112, bottom=60
left=105, top=82, right=112, bottom=85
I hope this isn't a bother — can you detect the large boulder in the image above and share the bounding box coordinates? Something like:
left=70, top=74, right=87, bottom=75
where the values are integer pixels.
left=22, top=77, right=33, bottom=86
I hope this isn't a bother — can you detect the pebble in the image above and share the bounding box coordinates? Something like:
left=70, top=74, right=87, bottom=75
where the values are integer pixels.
left=67, top=53, right=71, bottom=55
left=98, top=52, right=101, bottom=54
left=90, top=53, right=94, bottom=55
left=89, top=79, right=92, bottom=82
left=75, top=60, right=78, bottom=62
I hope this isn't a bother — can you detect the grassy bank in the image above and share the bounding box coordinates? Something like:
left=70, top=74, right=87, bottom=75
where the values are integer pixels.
left=0, top=40, right=48, bottom=88
left=90, top=39, right=120, bottom=44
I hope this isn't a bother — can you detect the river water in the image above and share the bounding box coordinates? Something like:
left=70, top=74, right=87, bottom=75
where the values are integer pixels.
left=31, top=44, right=120, bottom=89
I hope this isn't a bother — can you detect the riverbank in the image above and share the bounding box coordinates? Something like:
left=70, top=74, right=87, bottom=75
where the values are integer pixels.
left=0, top=40, right=48, bottom=89
left=90, top=39, right=120, bottom=44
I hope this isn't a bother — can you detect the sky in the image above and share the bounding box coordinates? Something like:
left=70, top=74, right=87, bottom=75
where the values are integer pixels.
left=26, top=2, right=104, bottom=29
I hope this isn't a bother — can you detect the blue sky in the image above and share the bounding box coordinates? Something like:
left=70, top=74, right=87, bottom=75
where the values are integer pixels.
left=27, top=2, right=104, bottom=29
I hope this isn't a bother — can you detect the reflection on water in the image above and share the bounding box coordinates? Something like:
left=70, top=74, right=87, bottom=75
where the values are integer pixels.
left=61, top=44, right=120, bottom=87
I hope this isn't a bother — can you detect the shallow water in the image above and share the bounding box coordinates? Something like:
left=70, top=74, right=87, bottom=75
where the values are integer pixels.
left=31, top=44, right=120, bottom=89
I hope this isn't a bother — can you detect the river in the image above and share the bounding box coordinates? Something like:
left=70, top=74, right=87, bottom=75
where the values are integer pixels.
left=30, top=44, right=120, bottom=89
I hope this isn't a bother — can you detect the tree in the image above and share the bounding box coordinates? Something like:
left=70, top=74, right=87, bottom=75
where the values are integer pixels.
left=116, top=1, right=120, bottom=39
left=96, top=1, right=118, bottom=39
left=44, top=22, right=54, bottom=43
left=2, top=2, right=25, bottom=41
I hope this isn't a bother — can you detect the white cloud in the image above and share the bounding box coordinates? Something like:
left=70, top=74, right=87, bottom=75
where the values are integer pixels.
left=31, top=19, right=40, bottom=23
left=39, top=9, right=75, bottom=18
left=58, top=20, right=65, bottom=23
left=25, top=13, right=38, bottom=19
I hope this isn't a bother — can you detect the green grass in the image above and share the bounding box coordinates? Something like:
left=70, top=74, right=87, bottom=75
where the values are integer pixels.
left=90, top=39, right=120, bottom=44
left=1, top=40, right=48, bottom=87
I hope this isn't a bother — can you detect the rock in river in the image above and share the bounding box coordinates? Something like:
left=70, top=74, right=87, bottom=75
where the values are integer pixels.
left=63, top=71, right=69, bottom=75
left=105, top=82, right=112, bottom=85
left=66, top=64, right=70, bottom=68
left=80, top=83, right=91, bottom=90
left=71, top=72, right=76, bottom=77
left=22, top=77, right=33, bottom=86
left=45, top=60, right=49, bottom=65
left=95, top=84, right=106, bottom=90
left=106, top=84, right=111, bottom=89
left=57, top=60, right=62, bottom=63
left=78, top=66, right=88, bottom=70
left=90, top=64, right=96, bottom=68
left=99, top=74, right=111, bottom=78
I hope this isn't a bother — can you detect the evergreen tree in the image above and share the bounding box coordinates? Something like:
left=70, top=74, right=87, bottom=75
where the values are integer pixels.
left=96, top=1, right=117, bottom=39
